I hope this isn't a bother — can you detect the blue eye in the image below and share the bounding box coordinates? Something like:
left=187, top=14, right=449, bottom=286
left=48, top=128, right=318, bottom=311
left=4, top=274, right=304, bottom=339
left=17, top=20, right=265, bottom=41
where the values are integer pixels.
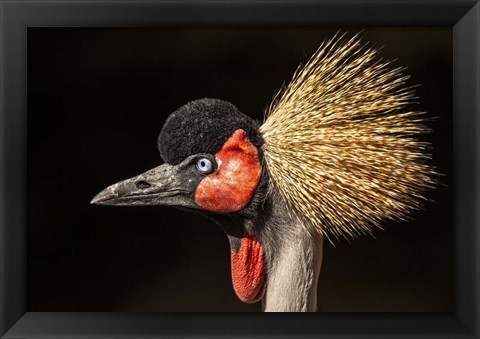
left=196, top=157, right=213, bottom=173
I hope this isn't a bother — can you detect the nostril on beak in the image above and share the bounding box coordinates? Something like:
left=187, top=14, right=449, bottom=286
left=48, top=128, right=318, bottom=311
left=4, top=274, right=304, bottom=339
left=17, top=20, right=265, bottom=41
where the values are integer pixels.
left=135, top=180, right=152, bottom=190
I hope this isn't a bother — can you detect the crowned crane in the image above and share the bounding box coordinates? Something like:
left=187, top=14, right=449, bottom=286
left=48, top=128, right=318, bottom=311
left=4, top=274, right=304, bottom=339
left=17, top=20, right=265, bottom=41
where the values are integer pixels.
left=91, top=34, right=436, bottom=312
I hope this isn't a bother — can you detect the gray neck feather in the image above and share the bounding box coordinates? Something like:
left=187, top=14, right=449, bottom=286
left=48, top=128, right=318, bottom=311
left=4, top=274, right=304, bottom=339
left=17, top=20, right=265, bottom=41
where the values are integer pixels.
left=257, top=195, right=324, bottom=312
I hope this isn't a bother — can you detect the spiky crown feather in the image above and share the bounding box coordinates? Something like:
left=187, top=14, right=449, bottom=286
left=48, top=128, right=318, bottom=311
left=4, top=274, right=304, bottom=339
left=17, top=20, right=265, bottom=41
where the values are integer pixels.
left=260, top=33, right=437, bottom=241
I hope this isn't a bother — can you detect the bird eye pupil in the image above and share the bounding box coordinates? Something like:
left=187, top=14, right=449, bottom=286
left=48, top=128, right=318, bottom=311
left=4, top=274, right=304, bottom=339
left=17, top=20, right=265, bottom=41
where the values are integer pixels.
left=196, top=157, right=213, bottom=173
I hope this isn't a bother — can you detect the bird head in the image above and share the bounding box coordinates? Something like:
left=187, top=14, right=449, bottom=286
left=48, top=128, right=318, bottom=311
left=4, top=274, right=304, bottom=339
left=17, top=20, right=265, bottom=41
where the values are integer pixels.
left=91, top=98, right=269, bottom=304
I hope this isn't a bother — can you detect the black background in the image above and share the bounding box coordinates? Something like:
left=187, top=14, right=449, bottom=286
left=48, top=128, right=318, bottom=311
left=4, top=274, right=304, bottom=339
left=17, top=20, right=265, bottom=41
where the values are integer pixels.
left=28, top=27, right=452, bottom=312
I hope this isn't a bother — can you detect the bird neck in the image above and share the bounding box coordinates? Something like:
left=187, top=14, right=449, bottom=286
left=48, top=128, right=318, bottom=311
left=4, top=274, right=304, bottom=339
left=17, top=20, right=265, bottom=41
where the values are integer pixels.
left=258, top=196, right=324, bottom=312
left=209, top=191, right=324, bottom=311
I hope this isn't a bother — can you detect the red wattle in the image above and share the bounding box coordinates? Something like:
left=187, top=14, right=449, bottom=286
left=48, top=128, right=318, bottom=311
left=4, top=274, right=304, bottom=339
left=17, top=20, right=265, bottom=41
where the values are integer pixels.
left=230, top=232, right=265, bottom=303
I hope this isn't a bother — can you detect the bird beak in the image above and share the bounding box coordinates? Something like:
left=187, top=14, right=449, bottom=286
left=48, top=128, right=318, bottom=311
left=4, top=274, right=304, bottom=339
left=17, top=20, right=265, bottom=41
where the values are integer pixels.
left=91, top=163, right=195, bottom=208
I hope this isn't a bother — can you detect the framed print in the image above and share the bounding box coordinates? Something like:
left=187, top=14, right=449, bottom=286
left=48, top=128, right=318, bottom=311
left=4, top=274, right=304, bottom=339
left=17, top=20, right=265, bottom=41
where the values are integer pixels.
left=1, top=0, right=479, bottom=338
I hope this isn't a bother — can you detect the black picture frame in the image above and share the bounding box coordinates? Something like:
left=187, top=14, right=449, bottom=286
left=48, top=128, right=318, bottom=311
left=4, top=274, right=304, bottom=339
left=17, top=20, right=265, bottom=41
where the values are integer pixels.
left=1, top=0, right=478, bottom=338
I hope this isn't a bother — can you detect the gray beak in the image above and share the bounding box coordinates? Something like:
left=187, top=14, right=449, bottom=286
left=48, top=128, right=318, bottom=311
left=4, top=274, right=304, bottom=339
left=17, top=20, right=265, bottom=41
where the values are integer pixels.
left=91, top=162, right=196, bottom=208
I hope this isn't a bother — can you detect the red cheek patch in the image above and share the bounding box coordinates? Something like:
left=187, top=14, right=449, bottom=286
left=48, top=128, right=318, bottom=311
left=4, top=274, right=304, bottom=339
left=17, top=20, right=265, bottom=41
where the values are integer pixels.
left=194, top=129, right=262, bottom=212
